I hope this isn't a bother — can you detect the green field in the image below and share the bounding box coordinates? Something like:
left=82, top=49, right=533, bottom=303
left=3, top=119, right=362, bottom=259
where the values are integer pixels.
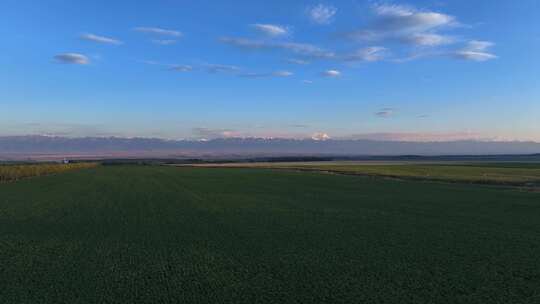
left=1, top=165, right=540, bottom=303
left=200, top=161, right=540, bottom=187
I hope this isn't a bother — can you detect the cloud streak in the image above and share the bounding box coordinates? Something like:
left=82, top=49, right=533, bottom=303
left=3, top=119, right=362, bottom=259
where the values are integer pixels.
left=453, top=40, right=497, bottom=61
left=134, top=27, right=183, bottom=37
left=169, top=65, right=193, bottom=72
left=344, top=47, right=387, bottom=62
left=375, top=108, right=395, bottom=118
left=80, top=33, right=123, bottom=45
left=220, top=37, right=335, bottom=59
left=238, top=70, right=293, bottom=79
left=322, top=69, right=341, bottom=77
left=152, top=39, right=177, bottom=45
left=401, top=33, right=454, bottom=46
left=145, top=61, right=294, bottom=80
left=251, top=24, right=290, bottom=37
left=204, top=64, right=241, bottom=74
left=286, top=58, right=310, bottom=65
left=54, top=53, right=90, bottom=65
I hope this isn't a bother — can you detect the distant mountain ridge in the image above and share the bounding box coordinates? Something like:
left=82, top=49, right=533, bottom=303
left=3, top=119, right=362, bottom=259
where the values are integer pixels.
left=1, top=136, right=540, bottom=159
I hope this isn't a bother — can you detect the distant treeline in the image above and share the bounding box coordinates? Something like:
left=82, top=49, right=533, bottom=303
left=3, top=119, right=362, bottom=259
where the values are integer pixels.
left=0, top=163, right=99, bottom=183
left=99, top=154, right=540, bottom=166
left=100, top=156, right=335, bottom=166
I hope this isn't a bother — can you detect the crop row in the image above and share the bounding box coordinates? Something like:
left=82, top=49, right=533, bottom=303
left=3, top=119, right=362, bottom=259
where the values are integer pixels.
left=0, top=162, right=99, bottom=182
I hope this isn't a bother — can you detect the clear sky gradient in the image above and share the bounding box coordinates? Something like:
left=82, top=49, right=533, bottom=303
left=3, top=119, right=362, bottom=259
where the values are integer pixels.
left=1, top=0, right=539, bottom=141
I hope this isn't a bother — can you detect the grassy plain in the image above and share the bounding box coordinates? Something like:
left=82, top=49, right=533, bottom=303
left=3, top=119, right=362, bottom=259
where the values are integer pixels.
left=191, top=161, right=540, bottom=186
left=1, top=165, right=539, bottom=303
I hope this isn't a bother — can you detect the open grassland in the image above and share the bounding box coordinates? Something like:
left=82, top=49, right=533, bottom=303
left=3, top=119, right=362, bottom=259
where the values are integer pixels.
left=191, top=161, right=540, bottom=187
left=0, top=162, right=99, bottom=183
left=1, top=165, right=539, bottom=303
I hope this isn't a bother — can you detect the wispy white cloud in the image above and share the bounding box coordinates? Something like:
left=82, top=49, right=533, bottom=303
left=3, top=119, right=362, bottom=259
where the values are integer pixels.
left=152, top=39, right=177, bottom=45
left=204, top=64, right=241, bottom=74
left=453, top=40, right=497, bottom=61
left=273, top=70, right=293, bottom=77
left=169, top=65, right=193, bottom=72
left=238, top=70, right=293, bottom=78
left=322, top=69, right=341, bottom=77
left=142, top=60, right=249, bottom=78
left=54, top=53, right=90, bottom=65
left=134, top=27, right=183, bottom=37
left=345, top=4, right=458, bottom=47
left=344, top=46, right=387, bottom=62
left=401, top=33, right=454, bottom=46
left=286, top=58, right=310, bottom=65
left=340, top=4, right=498, bottom=63
left=141, top=61, right=244, bottom=75
left=375, top=108, right=395, bottom=118
left=307, top=4, right=337, bottom=25
left=220, top=37, right=335, bottom=58
left=80, top=33, right=123, bottom=45
left=251, top=24, right=290, bottom=37
left=373, top=4, right=456, bottom=31
left=278, top=41, right=335, bottom=58
left=151, top=62, right=294, bottom=80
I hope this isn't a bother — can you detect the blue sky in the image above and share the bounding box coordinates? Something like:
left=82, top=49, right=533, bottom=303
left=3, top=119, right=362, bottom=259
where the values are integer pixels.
left=1, top=0, right=539, bottom=141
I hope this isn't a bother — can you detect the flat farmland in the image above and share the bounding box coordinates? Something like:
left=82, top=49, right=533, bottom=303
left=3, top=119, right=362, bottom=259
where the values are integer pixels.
left=1, top=165, right=540, bottom=303
left=190, top=161, right=540, bottom=187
